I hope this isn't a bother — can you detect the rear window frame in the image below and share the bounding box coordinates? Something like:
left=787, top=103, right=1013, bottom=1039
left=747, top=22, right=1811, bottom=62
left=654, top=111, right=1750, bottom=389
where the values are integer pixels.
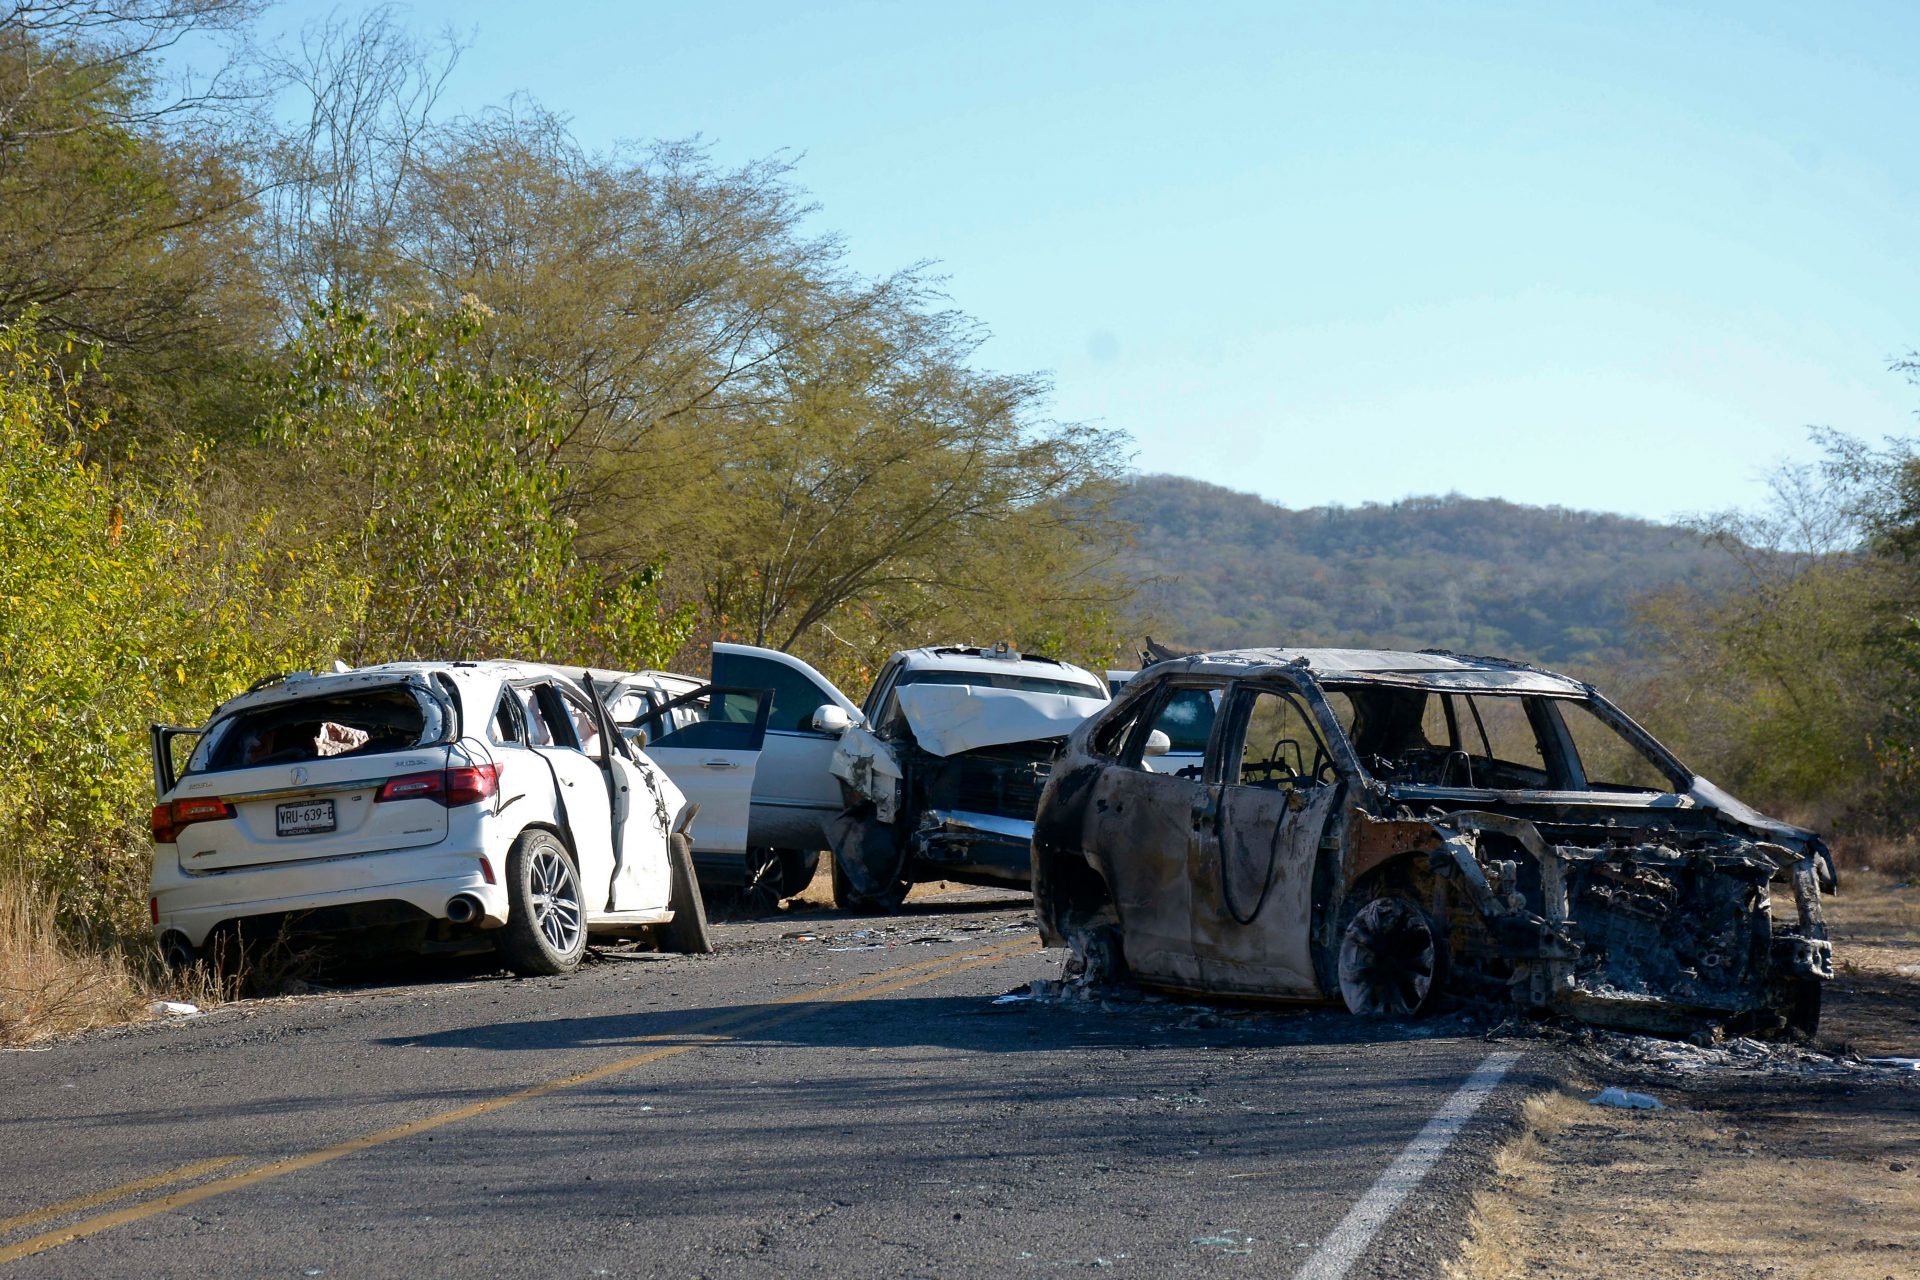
left=185, top=680, right=455, bottom=778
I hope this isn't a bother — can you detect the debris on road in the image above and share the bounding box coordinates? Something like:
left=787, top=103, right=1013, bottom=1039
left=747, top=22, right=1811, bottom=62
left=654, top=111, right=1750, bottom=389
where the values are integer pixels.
left=147, top=1000, right=199, bottom=1017
left=1588, top=1086, right=1664, bottom=1109
left=1190, top=1229, right=1256, bottom=1255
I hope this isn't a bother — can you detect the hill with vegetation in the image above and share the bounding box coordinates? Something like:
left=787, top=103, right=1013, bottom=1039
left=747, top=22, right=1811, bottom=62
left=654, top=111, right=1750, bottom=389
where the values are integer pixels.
left=1112, top=475, right=1731, bottom=667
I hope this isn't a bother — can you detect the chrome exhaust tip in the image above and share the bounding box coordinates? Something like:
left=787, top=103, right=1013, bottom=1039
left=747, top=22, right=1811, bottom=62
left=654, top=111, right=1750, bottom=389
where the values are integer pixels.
left=446, top=894, right=483, bottom=925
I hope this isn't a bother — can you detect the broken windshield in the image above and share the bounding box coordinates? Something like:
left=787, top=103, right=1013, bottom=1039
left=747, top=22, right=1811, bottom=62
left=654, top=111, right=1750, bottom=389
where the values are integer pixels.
left=1324, top=682, right=1679, bottom=793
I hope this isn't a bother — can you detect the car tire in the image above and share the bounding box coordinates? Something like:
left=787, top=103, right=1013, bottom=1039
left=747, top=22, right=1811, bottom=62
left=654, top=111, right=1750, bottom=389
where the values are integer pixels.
left=159, top=932, right=198, bottom=973
left=778, top=848, right=821, bottom=897
left=830, top=850, right=908, bottom=914
left=737, top=848, right=786, bottom=916
left=662, top=833, right=715, bottom=955
left=1336, top=892, right=1449, bottom=1018
left=497, top=829, right=588, bottom=976
left=1063, top=922, right=1128, bottom=986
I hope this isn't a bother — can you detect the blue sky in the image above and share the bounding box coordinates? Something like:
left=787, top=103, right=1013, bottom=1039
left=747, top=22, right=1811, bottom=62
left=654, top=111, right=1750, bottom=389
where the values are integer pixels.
left=244, top=1, right=1918, bottom=522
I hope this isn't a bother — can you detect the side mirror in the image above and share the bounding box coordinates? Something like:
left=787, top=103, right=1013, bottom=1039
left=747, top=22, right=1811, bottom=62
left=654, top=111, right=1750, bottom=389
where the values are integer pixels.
left=811, top=704, right=853, bottom=735
left=1145, top=729, right=1172, bottom=757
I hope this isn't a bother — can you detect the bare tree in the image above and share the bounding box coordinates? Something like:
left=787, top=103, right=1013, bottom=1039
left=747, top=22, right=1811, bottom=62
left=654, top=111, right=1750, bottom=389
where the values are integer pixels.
left=0, top=1, right=262, bottom=145
left=254, top=4, right=463, bottom=311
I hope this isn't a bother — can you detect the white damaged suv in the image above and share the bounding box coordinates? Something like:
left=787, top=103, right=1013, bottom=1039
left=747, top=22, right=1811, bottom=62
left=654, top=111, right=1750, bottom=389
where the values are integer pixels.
left=149, top=661, right=715, bottom=975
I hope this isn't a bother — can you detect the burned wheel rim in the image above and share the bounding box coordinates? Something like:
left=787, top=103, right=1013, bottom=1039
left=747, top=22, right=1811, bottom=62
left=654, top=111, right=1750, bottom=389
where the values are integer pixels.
left=529, top=847, right=582, bottom=956
left=1338, top=896, right=1443, bottom=1017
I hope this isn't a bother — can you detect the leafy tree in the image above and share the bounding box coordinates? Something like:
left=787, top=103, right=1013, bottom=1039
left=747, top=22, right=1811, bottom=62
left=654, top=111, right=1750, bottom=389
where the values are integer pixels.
left=0, top=2, right=273, bottom=451
left=689, top=300, right=1126, bottom=670
left=266, top=301, right=694, bottom=669
left=1624, top=425, right=1920, bottom=833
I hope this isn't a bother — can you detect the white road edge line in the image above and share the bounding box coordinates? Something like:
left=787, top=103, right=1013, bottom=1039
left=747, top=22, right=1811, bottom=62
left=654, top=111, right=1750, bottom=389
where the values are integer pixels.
left=1294, top=1049, right=1524, bottom=1280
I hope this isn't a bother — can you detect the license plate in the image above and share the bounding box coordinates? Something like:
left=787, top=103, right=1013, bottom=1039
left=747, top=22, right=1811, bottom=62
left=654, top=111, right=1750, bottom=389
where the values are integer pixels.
left=276, top=799, right=336, bottom=836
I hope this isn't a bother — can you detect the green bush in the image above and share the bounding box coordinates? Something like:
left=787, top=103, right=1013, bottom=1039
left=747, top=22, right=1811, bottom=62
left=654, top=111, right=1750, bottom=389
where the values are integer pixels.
left=0, top=320, right=349, bottom=934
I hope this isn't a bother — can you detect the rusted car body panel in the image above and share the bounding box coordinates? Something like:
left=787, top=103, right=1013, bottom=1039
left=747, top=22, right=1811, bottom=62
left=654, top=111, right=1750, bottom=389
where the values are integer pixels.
left=1032, top=648, right=1833, bottom=1035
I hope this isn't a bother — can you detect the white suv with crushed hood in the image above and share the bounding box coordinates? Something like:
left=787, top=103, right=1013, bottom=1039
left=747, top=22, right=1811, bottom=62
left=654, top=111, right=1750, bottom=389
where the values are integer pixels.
left=149, top=661, right=713, bottom=975
left=826, top=644, right=1112, bottom=911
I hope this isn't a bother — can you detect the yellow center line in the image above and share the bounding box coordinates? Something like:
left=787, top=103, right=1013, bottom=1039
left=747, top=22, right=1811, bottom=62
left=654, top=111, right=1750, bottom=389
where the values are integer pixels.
left=0, top=1157, right=240, bottom=1236
left=0, top=936, right=1036, bottom=1267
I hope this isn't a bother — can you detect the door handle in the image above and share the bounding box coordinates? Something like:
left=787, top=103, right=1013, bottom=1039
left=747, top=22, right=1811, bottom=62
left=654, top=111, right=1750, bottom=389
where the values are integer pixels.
left=702, top=759, right=737, bottom=769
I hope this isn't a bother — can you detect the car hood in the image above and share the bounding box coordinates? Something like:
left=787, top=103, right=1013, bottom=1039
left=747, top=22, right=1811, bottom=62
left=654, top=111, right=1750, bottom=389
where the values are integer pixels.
left=895, top=684, right=1110, bottom=758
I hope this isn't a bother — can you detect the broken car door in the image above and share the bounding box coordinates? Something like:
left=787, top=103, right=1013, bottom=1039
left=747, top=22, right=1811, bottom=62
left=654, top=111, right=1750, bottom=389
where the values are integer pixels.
left=559, top=682, right=673, bottom=915
left=1078, top=679, right=1231, bottom=989
left=1187, top=680, right=1342, bottom=997
left=521, top=682, right=618, bottom=897
left=640, top=685, right=772, bottom=873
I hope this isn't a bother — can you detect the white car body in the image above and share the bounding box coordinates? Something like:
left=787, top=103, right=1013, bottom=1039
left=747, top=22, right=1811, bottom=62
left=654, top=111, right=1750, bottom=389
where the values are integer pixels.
left=826, top=645, right=1112, bottom=902
left=592, top=645, right=860, bottom=902
left=149, top=661, right=688, bottom=964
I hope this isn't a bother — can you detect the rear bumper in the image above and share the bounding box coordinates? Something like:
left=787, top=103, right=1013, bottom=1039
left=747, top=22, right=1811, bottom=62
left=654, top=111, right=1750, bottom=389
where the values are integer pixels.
left=152, top=847, right=507, bottom=947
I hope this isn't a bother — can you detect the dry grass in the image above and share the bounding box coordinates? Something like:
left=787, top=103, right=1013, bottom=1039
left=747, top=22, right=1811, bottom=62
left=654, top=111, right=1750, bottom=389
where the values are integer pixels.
left=0, top=877, right=221, bottom=1048
left=1451, top=873, right=1920, bottom=1279
left=0, top=878, right=153, bottom=1047
left=1452, top=1086, right=1920, bottom=1280
left=1835, top=832, right=1920, bottom=881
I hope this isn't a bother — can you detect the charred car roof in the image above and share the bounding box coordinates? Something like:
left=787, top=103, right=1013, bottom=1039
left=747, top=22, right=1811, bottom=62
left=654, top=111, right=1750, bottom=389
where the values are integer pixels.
left=1141, top=647, right=1591, bottom=697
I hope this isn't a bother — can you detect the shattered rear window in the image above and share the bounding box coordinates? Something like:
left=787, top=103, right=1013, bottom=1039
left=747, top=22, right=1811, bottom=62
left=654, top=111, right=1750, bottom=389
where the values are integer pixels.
left=187, top=685, right=450, bottom=775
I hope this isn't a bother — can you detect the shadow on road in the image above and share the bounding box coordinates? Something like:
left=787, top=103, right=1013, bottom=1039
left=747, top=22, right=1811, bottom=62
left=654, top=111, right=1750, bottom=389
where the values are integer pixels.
left=372, top=991, right=1491, bottom=1057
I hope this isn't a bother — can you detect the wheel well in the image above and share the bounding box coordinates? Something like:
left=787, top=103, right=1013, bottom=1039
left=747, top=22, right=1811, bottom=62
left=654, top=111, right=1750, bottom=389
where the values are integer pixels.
left=1318, top=853, right=1445, bottom=995
left=1036, top=846, right=1116, bottom=945
left=512, top=821, right=570, bottom=856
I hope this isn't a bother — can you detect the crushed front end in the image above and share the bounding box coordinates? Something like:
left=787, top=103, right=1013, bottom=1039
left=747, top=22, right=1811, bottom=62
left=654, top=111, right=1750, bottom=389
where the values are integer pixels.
left=905, top=740, right=1057, bottom=885
left=1397, top=809, right=1832, bottom=1035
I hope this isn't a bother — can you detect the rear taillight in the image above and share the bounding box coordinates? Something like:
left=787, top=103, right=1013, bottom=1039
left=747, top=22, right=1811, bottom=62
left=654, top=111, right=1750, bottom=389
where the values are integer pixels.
left=150, top=797, right=235, bottom=844
left=149, top=896, right=159, bottom=925
left=376, top=764, right=498, bottom=808
left=376, top=771, right=445, bottom=803
left=445, top=763, right=499, bottom=807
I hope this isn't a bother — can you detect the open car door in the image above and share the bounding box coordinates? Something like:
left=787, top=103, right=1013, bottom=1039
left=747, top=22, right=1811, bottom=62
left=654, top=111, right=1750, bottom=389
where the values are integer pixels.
left=710, top=644, right=862, bottom=851
left=635, top=684, right=772, bottom=874
left=149, top=724, right=203, bottom=799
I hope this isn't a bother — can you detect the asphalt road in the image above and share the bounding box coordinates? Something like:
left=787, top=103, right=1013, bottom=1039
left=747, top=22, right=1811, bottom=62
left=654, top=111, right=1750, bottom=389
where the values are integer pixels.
left=0, top=892, right=1537, bottom=1279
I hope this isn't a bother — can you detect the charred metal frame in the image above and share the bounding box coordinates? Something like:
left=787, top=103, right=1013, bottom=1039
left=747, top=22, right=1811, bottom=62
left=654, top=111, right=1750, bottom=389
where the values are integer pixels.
left=1033, top=648, right=1834, bottom=1034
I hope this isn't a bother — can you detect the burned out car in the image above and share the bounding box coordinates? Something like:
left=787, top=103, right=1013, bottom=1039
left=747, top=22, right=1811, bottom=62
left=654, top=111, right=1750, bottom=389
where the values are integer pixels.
left=828, top=644, right=1112, bottom=911
left=1033, top=648, right=1833, bottom=1036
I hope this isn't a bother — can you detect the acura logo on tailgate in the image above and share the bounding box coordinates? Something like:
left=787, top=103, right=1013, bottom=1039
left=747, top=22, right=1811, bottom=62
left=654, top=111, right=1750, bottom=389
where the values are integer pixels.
left=291, top=766, right=309, bottom=785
